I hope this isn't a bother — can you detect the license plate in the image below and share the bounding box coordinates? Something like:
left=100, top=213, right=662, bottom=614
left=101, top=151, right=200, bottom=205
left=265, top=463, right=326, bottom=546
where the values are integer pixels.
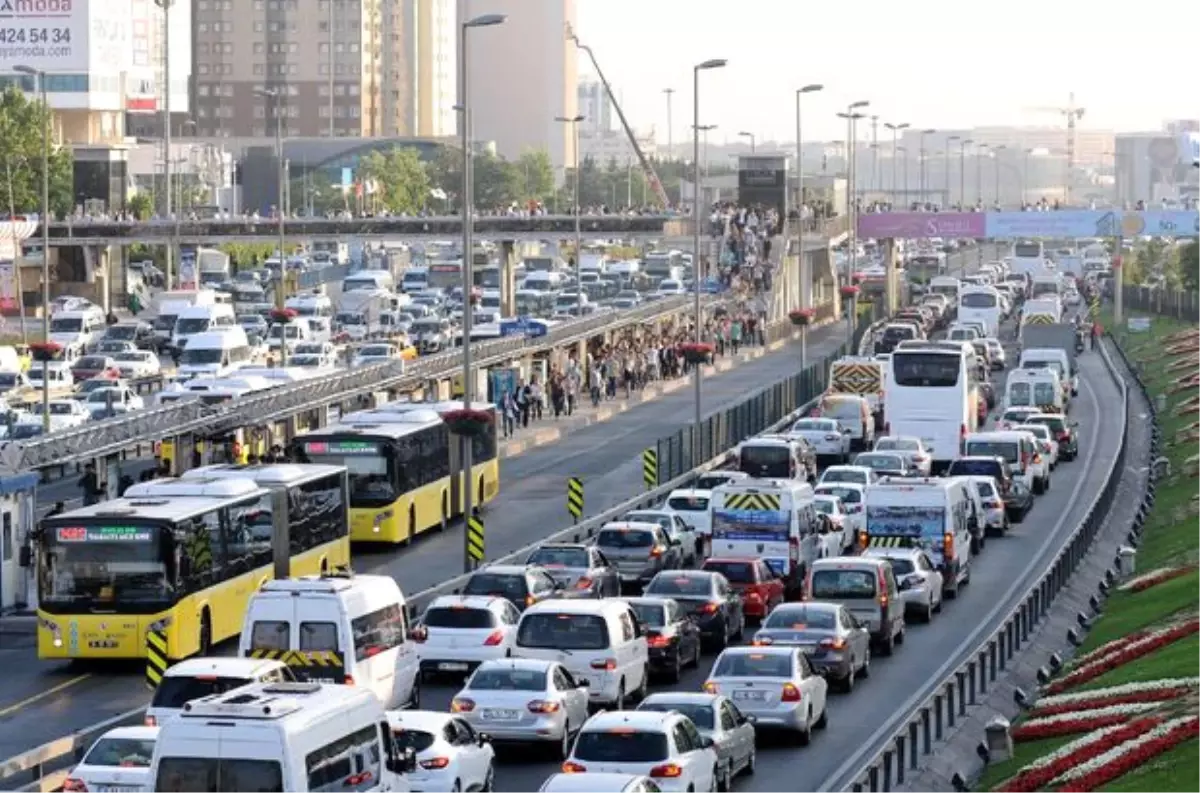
left=731, top=690, right=767, bottom=702
left=439, top=662, right=468, bottom=672
left=483, top=708, right=520, bottom=720
left=96, top=787, right=139, bottom=793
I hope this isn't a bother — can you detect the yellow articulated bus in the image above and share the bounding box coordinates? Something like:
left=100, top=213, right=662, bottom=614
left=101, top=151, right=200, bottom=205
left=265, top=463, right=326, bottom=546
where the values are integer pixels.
left=36, top=464, right=351, bottom=661
left=293, top=400, right=500, bottom=545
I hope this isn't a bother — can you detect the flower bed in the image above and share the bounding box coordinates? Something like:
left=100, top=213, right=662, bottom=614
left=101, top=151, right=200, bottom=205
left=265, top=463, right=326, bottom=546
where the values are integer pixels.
left=1064, top=632, right=1150, bottom=671
left=1046, top=619, right=1200, bottom=694
left=839, top=284, right=861, bottom=299
left=1117, top=566, right=1196, bottom=593
left=270, top=307, right=298, bottom=323
left=678, top=342, right=714, bottom=365
left=1011, top=702, right=1163, bottom=742
left=1032, top=678, right=1200, bottom=717
left=996, top=716, right=1165, bottom=791
left=29, top=341, right=63, bottom=362
left=788, top=308, right=816, bottom=326
left=1052, top=716, right=1199, bottom=791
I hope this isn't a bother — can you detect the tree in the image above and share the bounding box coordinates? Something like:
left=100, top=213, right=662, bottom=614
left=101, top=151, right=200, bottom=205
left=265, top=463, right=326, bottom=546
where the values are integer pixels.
left=126, top=193, right=153, bottom=220
left=0, top=86, right=72, bottom=217
left=1178, top=241, right=1198, bottom=292
left=515, top=148, right=555, bottom=203
left=426, top=146, right=524, bottom=210
left=356, top=147, right=431, bottom=214
left=289, top=170, right=344, bottom=216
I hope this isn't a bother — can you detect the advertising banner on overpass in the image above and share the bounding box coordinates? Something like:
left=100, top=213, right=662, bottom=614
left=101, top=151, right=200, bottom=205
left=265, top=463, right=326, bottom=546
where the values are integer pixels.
left=858, top=209, right=1199, bottom=239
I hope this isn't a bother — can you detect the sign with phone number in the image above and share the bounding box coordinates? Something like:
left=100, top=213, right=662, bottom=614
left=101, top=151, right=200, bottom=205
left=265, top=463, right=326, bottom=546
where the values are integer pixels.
left=0, top=26, right=71, bottom=44
left=0, top=3, right=93, bottom=73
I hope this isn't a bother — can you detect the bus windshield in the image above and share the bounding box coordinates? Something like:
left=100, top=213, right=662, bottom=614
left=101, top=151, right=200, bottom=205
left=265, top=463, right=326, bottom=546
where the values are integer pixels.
left=891, top=352, right=961, bottom=387
left=299, top=440, right=396, bottom=505
left=1014, top=242, right=1042, bottom=258
left=37, top=521, right=170, bottom=609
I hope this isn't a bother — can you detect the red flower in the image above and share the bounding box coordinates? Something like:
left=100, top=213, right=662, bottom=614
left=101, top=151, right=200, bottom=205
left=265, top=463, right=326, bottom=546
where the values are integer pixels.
left=997, top=717, right=1164, bottom=792
left=678, top=342, right=715, bottom=355
left=788, top=308, right=816, bottom=319
left=1012, top=712, right=1137, bottom=742
left=270, top=307, right=298, bottom=323
left=440, top=408, right=494, bottom=427
left=1056, top=718, right=1199, bottom=792
left=29, top=341, right=63, bottom=361
left=1031, top=688, right=1192, bottom=717
left=1125, top=567, right=1195, bottom=592
left=852, top=272, right=864, bottom=285
left=1046, top=620, right=1199, bottom=694
left=840, top=284, right=861, bottom=298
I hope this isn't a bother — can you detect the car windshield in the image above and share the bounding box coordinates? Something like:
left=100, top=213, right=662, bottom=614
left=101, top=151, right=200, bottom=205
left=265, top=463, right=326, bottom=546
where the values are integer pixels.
left=423, top=607, right=495, bottom=629
left=891, top=352, right=961, bottom=387
left=666, top=495, right=709, bottom=512
left=467, top=667, right=547, bottom=691
left=48, top=402, right=76, bottom=415
left=155, top=758, right=283, bottom=793
left=883, top=557, right=916, bottom=576
left=517, top=613, right=608, bottom=650
left=712, top=652, right=793, bottom=677
left=50, top=317, right=83, bottom=333
left=115, top=352, right=145, bottom=362
left=76, top=357, right=108, bottom=369
left=85, top=390, right=123, bottom=403
left=875, top=438, right=919, bottom=451
left=627, top=602, right=666, bottom=629
left=1017, top=425, right=1050, bottom=440
left=816, top=485, right=861, bottom=504
left=527, top=546, right=589, bottom=568
left=359, top=346, right=392, bottom=357
left=646, top=575, right=712, bottom=597
left=1030, top=416, right=1067, bottom=433
left=151, top=675, right=254, bottom=709
left=821, top=470, right=864, bottom=484
left=463, top=573, right=526, bottom=599
left=966, top=441, right=1019, bottom=464
left=83, top=736, right=156, bottom=768
left=390, top=729, right=437, bottom=753
left=793, top=419, right=836, bottom=432
left=597, top=528, right=655, bottom=548
left=638, top=701, right=714, bottom=729
left=948, top=460, right=1003, bottom=477
left=822, top=400, right=861, bottom=420
left=810, top=569, right=876, bottom=599
left=573, top=731, right=669, bottom=763
left=701, top=561, right=753, bottom=584
left=975, top=481, right=998, bottom=498
left=813, top=500, right=837, bottom=515
left=853, top=454, right=902, bottom=470
left=764, top=606, right=836, bottom=630
left=694, top=474, right=737, bottom=490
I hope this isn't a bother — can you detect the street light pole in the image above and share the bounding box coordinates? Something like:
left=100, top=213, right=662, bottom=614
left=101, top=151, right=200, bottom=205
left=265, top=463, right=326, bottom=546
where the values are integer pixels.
left=884, top=122, right=909, bottom=205
left=15, top=66, right=50, bottom=429
left=976, top=143, right=988, bottom=206
left=945, top=135, right=959, bottom=209
left=556, top=114, right=585, bottom=300
left=795, top=84, right=822, bottom=372
left=958, top=138, right=973, bottom=208
left=692, top=58, right=726, bottom=466
left=254, top=87, right=288, bottom=368
left=738, top=131, right=755, bottom=153
left=919, top=129, right=935, bottom=205
left=993, top=145, right=1007, bottom=205
left=838, top=102, right=868, bottom=346
left=153, top=0, right=173, bottom=287
left=1023, top=148, right=1033, bottom=206
left=662, top=88, right=674, bottom=202
left=458, top=13, right=505, bottom=574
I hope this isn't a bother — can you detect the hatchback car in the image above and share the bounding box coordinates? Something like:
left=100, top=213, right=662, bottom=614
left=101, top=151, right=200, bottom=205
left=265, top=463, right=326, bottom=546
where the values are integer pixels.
left=461, top=564, right=565, bottom=611
left=623, top=510, right=699, bottom=567
left=1026, top=412, right=1079, bottom=461
left=539, top=773, right=662, bottom=792
left=414, top=595, right=522, bottom=679
left=945, top=456, right=1033, bottom=524
left=703, top=646, right=829, bottom=743
left=699, top=557, right=785, bottom=621
left=643, top=570, right=745, bottom=650
left=862, top=548, right=944, bottom=623
left=619, top=596, right=702, bottom=681
left=526, top=543, right=621, bottom=599
left=871, top=436, right=933, bottom=476
left=595, top=522, right=684, bottom=588
left=789, top=417, right=851, bottom=466
left=563, top=710, right=718, bottom=793
left=750, top=601, right=871, bottom=691
left=636, top=693, right=756, bottom=791
left=386, top=710, right=496, bottom=793
left=850, top=451, right=913, bottom=478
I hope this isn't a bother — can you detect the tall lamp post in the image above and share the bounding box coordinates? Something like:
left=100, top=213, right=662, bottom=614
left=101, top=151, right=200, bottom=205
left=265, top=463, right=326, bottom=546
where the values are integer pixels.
left=1023, top=148, right=1034, bottom=206
left=838, top=103, right=868, bottom=346
left=662, top=88, right=674, bottom=201
left=992, top=144, right=1007, bottom=205
left=945, top=135, right=960, bottom=209
left=975, top=143, right=989, bottom=207
left=253, top=87, right=288, bottom=368
left=738, top=131, right=755, bottom=153
left=958, top=138, right=973, bottom=208
left=458, top=12, right=505, bottom=573
left=15, top=65, right=50, bottom=430
left=695, top=124, right=717, bottom=179
left=691, top=57, right=726, bottom=465
left=884, top=122, right=909, bottom=204
left=794, top=84, right=822, bottom=372
left=555, top=114, right=585, bottom=299
left=918, top=128, right=935, bottom=204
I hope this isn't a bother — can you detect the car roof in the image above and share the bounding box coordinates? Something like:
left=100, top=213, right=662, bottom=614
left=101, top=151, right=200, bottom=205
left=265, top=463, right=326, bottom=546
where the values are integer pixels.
left=717, top=644, right=796, bottom=658
left=474, top=657, right=559, bottom=674
left=640, top=691, right=720, bottom=707
left=163, top=656, right=286, bottom=678
left=428, top=594, right=510, bottom=611
left=823, top=465, right=872, bottom=474
left=582, top=710, right=677, bottom=732
left=600, top=521, right=663, bottom=532
left=863, top=547, right=925, bottom=561
left=703, top=556, right=757, bottom=565
left=386, top=710, right=454, bottom=731
left=540, top=773, right=649, bottom=792
left=88, top=726, right=159, bottom=744
left=533, top=542, right=590, bottom=551
left=771, top=600, right=840, bottom=613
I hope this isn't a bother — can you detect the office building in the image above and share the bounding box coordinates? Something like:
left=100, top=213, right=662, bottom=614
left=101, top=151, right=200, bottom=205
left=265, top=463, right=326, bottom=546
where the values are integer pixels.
left=577, top=79, right=612, bottom=136
left=1114, top=130, right=1200, bottom=206
left=460, top=0, right=577, bottom=168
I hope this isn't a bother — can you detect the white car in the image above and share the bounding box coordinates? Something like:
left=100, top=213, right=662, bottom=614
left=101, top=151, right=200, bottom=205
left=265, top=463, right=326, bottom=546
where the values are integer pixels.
left=818, top=465, right=879, bottom=488
left=294, top=341, right=339, bottom=367
left=789, top=417, right=851, bottom=465
left=416, top=595, right=521, bottom=679
left=451, top=658, right=591, bottom=759
left=1014, top=423, right=1060, bottom=470
left=813, top=482, right=867, bottom=542
left=540, top=773, right=663, bottom=792
left=812, top=494, right=853, bottom=555
left=46, top=399, right=91, bottom=430
left=872, top=435, right=933, bottom=477
left=113, top=350, right=160, bottom=378
left=1064, top=290, right=1082, bottom=306
left=983, top=338, right=1007, bottom=369
left=622, top=509, right=698, bottom=567
left=703, top=645, right=828, bottom=744
left=963, top=475, right=1009, bottom=536
left=661, top=489, right=714, bottom=540
left=386, top=710, right=496, bottom=793
left=64, top=726, right=157, bottom=793
left=564, top=710, right=718, bottom=793
left=84, top=386, right=145, bottom=418
left=654, top=279, right=687, bottom=297
left=352, top=343, right=401, bottom=367
left=863, top=548, right=944, bottom=622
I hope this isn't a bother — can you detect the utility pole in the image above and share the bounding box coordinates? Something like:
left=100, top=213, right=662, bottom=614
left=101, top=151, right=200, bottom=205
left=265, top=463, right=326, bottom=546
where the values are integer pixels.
left=870, top=115, right=879, bottom=196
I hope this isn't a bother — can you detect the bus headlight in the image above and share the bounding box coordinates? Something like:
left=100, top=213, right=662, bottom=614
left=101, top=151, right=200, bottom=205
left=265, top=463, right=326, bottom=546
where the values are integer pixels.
left=39, top=616, right=63, bottom=645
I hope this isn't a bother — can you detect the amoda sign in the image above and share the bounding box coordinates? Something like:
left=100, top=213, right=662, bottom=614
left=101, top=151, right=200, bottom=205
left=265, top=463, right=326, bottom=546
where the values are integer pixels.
left=0, top=0, right=73, bottom=14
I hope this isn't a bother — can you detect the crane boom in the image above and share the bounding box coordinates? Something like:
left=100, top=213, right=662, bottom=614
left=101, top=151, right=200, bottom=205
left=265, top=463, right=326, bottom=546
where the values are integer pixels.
left=567, top=25, right=670, bottom=208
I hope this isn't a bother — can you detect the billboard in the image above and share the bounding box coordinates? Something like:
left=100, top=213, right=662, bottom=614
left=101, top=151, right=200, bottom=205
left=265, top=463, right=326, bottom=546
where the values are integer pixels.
left=0, top=0, right=91, bottom=73
left=858, top=210, right=1199, bottom=239
left=737, top=155, right=787, bottom=219
left=858, top=212, right=986, bottom=239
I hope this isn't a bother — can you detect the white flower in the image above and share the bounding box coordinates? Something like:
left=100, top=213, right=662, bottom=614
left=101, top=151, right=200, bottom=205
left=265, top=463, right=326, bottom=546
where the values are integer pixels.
left=1117, top=567, right=1185, bottom=591
left=1036, top=678, right=1200, bottom=709
left=1015, top=723, right=1134, bottom=774
left=1020, top=702, right=1161, bottom=730
left=1049, top=716, right=1198, bottom=785
left=1059, top=626, right=1188, bottom=684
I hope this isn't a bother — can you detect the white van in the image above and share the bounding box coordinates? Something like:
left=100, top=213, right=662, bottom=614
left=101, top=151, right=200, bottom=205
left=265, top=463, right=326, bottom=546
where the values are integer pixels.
left=522, top=271, right=565, bottom=292
left=239, top=574, right=420, bottom=710
left=735, top=436, right=816, bottom=482
left=268, top=320, right=314, bottom=353
left=145, top=656, right=296, bottom=726
left=401, top=267, right=429, bottom=294
left=709, top=478, right=820, bottom=597
left=172, top=303, right=237, bottom=350
left=344, top=270, right=396, bottom=294
left=862, top=476, right=974, bottom=597
left=178, top=327, right=253, bottom=378
left=48, top=308, right=106, bottom=353
left=148, top=681, right=415, bottom=792
left=514, top=599, right=649, bottom=709
left=1019, top=348, right=1077, bottom=398
left=28, top=361, right=74, bottom=391
left=965, top=430, right=1046, bottom=494
left=1004, top=368, right=1063, bottom=413
left=286, top=293, right=335, bottom=319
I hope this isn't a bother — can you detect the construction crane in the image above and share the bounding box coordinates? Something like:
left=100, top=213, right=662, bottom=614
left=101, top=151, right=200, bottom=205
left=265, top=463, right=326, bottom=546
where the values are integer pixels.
left=1027, top=93, right=1085, bottom=204
left=566, top=24, right=670, bottom=208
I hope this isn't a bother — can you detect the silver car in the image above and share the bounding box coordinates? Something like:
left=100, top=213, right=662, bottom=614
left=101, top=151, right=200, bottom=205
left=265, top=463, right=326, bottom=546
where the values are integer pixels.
left=749, top=601, right=871, bottom=692
left=594, top=522, right=683, bottom=587
left=451, top=658, right=590, bottom=759
left=637, top=693, right=757, bottom=790
left=789, top=418, right=851, bottom=465
left=623, top=510, right=699, bottom=567
left=703, top=646, right=829, bottom=743
left=863, top=548, right=943, bottom=623
left=525, top=543, right=620, bottom=598
left=872, top=436, right=933, bottom=476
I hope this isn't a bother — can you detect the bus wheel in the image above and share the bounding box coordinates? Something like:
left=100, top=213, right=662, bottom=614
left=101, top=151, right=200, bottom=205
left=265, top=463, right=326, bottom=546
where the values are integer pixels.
left=440, top=493, right=450, bottom=532
left=477, top=475, right=486, bottom=505
left=404, top=505, right=416, bottom=546
left=319, top=557, right=329, bottom=575
left=199, top=609, right=212, bottom=657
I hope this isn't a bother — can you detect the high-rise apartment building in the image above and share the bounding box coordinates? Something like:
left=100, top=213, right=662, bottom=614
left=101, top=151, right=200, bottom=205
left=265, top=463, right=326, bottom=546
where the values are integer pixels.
left=460, top=0, right=577, bottom=168
left=577, top=79, right=612, bottom=137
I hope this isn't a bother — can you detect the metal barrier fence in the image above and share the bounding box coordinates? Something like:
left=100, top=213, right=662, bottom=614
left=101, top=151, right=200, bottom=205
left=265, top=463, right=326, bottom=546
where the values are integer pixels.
left=1121, top=285, right=1200, bottom=323
left=828, top=337, right=1132, bottom=792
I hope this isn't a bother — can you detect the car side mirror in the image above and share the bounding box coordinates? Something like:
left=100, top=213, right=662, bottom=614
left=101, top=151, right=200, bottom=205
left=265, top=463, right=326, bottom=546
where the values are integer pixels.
left=388, top=746, right=418, bottom=775
left=702, top=736, right=716, bottom=749
left=670, top=538, right=682, bottom=546
left=408, top=626, right=427, bottom=642
left=553, top=580, right=566, bottom=590
left=842, top=427, right=852, bottom=434
left=576, top=678, right=590, bottom=688
left=477, top=733, right=492, bottom=746
left=898, top=578, right=912, bottom=591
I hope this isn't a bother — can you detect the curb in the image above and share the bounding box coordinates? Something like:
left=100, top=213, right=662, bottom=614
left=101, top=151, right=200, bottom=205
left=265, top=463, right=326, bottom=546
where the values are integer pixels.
left=0, top=614, right=36, bottom=636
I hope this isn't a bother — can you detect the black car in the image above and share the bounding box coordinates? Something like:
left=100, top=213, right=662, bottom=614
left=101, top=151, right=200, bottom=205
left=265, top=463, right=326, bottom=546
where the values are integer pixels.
left=946, top=455, right=1033, bottom=524
left=460, top=564, right=564, bottom=611
left=1027, top=413, right=1079, bottom=461
left=874, top=323, right=919, bottom=354
left=643, top=570, right=744, bottom=651
left=620, top=596, right=702, bottom=682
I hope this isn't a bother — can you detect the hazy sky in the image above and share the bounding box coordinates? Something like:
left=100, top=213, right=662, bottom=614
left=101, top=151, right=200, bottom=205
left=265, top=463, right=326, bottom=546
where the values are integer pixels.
left=575, top=0, right=1198, bottom=145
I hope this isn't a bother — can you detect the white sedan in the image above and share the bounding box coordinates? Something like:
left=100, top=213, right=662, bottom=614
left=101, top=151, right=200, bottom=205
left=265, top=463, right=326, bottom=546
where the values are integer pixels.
left=704, top=645, right=828, bottom=744
left=84, top=386, right=145, bottom=418
left=352, top=343, right=401, bottom=367
left=872, top=435, right=933, bottom=476
left=788, top=417, right=851, bottom=464
left=64, top=726, right=157, bottom=793
left=1014, top=423, right=1060, bottom=470
left=386, top=710, right=495, bottom=793
left=113, top=350, right=161, bottom=378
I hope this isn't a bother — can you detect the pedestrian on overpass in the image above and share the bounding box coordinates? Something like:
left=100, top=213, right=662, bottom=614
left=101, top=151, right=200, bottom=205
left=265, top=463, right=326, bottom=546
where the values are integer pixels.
left=80, top=463, right=102, bottom=506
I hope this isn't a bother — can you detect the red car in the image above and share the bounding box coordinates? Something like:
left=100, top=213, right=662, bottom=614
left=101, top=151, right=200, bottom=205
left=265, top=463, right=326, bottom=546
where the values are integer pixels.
left=700, top=557, right=785, bottom=620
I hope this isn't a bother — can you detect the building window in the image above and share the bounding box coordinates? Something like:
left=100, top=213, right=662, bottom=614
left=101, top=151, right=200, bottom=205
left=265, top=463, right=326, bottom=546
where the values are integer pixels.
left=318, top=106, right=330, bottom=118
left=198, top=22, right=209, bottom=33
left=254, top=106, right=265, bottom=119
left=319, top=64, right=329, bottom=75
left=254, top=42, right=264, bottom=54
left=319, top=42, right=329, bottom=53
left=254, top=21, right=264, bottom=31
left=198, top=84, right=209, bottom=96
left=253, top=64, right=264, bottom=75
left=318, top=84, right=329, bottom=97
left=198, top=64, right=210, bottom=75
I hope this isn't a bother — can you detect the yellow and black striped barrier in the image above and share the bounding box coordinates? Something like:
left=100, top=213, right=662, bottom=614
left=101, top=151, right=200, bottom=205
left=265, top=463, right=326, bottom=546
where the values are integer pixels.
left=466, top=513, right=485, bottom=565
left=248, top=648, right=344, bottom=667
left=722, top=492, right=782, bottom=511
left=642, top=449, right=658, bottom=490
left=865, top=535, right=914, bottom=548
left=567, top=477, right=584, bottom=522
left=145, top=629, right=168, bottom=690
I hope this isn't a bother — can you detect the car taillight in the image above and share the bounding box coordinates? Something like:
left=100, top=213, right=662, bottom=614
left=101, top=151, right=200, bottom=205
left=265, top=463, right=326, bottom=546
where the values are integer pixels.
left=912, top=453, right=928, bottom=462
left=63, top=779, right=87, bottom=793
left=1057, top=431, right=1070, bottom=442
left=450, top=697, right=476, bottom=713
left=649, top=545, right=665, bottom=557
left=959, top=423, right=967, bottom=453
left=1021, top=451, right=1030, bottom=470
left=877, top=568, right=889, bottom=607
left=527, top=699, right=560, bottom=713
left=525, top=595, right=536, bottom=607
left=703, top=681, right=718, bottom=694
left=483, top=630, right=505, bottom=646
left=1032, top=453, right=1042, bottom=463
left=820, top=637, right=847, bottom=651
left=699, top=602, right=719, bottom=615
left=574, top=576, right=593, bottom=590
left=344, top=675, right=355, bottom=685
left=752, top=636, right=773, bottom=646
left=590, top=658, right=617, bottom=671
left=943, top=531, right=955, bottom=560
left=562, top=761, right=587, bottom=774
left=781, top=683, right=802, bottom=702
left=858, top=530, right=868, bottom=550
left=420, top=757, right=451, bottom=770
left=1040, top=441, right=1051, bottom=453
left=647, top=632, right=671, bottom=648
left=984, top=499, right=1003, bottom=509
left=650, top=764, right=684, bottom=779
left=144, top=715, right=157, bottom=726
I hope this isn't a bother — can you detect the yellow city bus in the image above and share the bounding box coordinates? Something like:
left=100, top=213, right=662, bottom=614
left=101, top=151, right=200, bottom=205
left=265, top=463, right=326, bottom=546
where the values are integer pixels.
left=293, top=401, right=500, bottom=544
left=36, top=464, right=351, bottom=661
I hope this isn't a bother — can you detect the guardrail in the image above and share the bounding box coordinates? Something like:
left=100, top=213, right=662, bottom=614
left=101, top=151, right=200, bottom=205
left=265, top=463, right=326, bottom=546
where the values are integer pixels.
left=1121, top=285, right=1200, bottom=323
left=827, top=337, right=1131, bottom=792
